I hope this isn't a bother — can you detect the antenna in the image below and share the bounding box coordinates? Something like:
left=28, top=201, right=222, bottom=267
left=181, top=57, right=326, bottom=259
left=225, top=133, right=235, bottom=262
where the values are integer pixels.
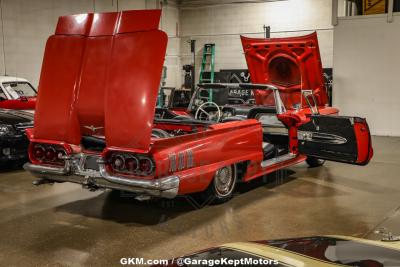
left=0, top=0, right=6, bottom=76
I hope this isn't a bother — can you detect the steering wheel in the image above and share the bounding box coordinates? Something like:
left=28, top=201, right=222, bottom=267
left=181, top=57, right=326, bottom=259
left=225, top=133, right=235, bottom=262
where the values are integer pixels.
left=195, top=101, right=222, bottom=122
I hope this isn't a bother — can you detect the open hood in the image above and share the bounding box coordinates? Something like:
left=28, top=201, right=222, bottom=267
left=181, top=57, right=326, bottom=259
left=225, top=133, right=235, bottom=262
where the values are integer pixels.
left=241, top=32, right=328, bottom=108
left=34, top=10, right=167, bottom=152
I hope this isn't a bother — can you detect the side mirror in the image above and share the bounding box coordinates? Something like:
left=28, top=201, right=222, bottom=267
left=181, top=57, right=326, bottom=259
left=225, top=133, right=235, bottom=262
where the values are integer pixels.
left=302, top=90, right=319, bottom=115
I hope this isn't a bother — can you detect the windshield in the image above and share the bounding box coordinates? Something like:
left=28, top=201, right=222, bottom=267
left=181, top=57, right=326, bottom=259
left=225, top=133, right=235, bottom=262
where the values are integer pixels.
left=3, top=82, right=37, bottom=99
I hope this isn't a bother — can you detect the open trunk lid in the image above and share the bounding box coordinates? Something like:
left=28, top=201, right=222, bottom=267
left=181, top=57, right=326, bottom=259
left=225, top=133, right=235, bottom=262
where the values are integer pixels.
left=33, top=10, right=167, bottom=152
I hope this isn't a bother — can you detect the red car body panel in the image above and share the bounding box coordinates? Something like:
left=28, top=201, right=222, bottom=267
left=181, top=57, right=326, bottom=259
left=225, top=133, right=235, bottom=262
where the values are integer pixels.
left=354, top=119, right=374, bottom=165
left=105, top=30, right=167, bottom=151
left=0, top=97, right=36, bottom=110
left=34, top=10, right=167, bottom=151
left=241, top=32, right=328, bottom=108
left=150, top=120, right=263, bottom=194
left=24, top=11, right=373, bottom=200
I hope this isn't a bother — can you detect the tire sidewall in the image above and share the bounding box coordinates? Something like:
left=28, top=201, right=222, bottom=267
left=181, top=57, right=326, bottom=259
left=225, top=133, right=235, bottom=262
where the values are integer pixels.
left=209, top=165, right=237, bottom=203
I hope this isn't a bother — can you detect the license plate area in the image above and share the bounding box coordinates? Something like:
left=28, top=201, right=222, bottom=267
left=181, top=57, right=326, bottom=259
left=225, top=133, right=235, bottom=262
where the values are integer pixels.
left=83, top=155, right=100, bottom=171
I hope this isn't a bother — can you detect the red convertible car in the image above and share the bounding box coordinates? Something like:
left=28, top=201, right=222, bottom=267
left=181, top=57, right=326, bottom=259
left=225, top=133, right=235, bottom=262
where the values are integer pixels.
left=24, top=10, right=372, bottom=203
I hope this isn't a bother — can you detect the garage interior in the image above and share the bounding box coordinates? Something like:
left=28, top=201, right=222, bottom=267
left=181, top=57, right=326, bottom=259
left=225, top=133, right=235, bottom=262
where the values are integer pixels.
left=0, top=0, right=399, bottom=266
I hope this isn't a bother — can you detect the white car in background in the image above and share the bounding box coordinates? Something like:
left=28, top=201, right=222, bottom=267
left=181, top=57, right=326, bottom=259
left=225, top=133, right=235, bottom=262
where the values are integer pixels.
left=0, top=76, right=37, bottom=111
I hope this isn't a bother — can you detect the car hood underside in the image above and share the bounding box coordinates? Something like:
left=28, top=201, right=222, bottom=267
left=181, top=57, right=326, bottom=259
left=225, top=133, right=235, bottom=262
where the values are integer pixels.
left=241, top=32, right=328, bottom=109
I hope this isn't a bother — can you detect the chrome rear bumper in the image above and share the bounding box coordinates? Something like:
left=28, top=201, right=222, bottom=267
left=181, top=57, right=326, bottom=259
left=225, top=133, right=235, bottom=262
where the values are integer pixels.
left=23, top=157, right=179, bottom=199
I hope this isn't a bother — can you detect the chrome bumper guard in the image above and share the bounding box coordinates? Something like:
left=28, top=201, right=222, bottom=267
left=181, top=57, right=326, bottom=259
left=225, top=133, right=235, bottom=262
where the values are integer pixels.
left=23, top=157, right=179, bottom=199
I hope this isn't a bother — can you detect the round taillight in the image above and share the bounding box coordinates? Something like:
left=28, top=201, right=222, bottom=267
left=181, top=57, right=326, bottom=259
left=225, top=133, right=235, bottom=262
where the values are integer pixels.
left=139, top=158, right=153, bottom=174
left=125, top=157, right=138, bottom=172
left=111, top=155, right=125, bottom=171
left=33, top=145, right=45, bottom=160
left=44, top=147, right=56, bottom=161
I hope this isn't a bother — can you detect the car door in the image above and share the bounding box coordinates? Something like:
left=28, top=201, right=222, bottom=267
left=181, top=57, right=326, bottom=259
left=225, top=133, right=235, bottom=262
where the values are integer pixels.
left=298, top=115, right=373, bottom=165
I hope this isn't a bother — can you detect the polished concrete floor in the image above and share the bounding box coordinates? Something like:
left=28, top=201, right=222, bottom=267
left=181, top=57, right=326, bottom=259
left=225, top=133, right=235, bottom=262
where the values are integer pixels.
left=0, top=136, right=400, bottom=266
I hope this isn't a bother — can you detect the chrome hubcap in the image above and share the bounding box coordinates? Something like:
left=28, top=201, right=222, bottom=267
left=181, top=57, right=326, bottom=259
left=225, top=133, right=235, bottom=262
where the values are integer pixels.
left=214, top=166, right=234, bottom=197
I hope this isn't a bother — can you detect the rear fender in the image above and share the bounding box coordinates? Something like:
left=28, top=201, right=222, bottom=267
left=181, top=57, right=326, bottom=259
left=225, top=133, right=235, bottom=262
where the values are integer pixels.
left=151, top=120, right=263, bottom=194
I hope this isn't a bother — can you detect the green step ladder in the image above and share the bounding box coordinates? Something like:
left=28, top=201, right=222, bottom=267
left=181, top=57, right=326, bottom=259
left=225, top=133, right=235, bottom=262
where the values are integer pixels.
left=199, top=43, right=215, bottom=101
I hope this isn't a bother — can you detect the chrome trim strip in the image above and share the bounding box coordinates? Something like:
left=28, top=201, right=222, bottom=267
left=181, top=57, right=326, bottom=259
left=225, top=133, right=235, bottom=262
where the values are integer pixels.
left=260, top=153, right=296, bottom=168
left=98, top=159, right=179, bottom=192
left=24, top=159, right=71, bottom=175
left=24, top=156, right=180, bottom=199
left=298, top=131, right=347, bottom=145
left=169, top=153, right=176, bottom=172
left=187, top=149, right=194, bottom=168
left=262, top=126, right=289, bottom=135
left=178, top=152, right=185, bottom=170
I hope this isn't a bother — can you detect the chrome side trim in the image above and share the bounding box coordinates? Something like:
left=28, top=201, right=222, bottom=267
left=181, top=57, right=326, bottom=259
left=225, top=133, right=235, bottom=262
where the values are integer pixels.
left=298, top=131, right=347, bottom=145
left=186, top=149, right=194, bottom=168
left=178, top=152, right=185, bottom=170
left=15, top=122, right=34, bottom=135
left=260, top=153, right=296, bottom=168
left=169, top=153, right=176, bottom=172
left=262, top=126, right=289, bottom=135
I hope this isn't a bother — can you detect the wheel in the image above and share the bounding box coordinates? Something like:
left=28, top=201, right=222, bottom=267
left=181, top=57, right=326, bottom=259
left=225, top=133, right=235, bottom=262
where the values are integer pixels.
left=306, top=156, right=325, bottom=168
left=201, top=165, right=237, bottom=204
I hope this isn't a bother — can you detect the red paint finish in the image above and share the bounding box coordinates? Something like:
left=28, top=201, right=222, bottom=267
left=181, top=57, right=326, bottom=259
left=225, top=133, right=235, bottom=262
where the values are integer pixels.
left=34, top=35, right=86, bottom=144
left=150, top=120, right=263, bottom=194
left=34, top=9, right=166, bottom=150
left=354, top=119, right=373, bottom=165
left=26, top=13, right=373, bottom=200
left=76, top=36, right=112, bottom=137
left=117, top=10, right=162, bottom=33
left=105, top=30, right=167, bottom=150
left=241, top=32, right=328, bottom=109
left=243, top=154, right=307, bottom=182
left=55, top=13, right=93, bottom=35
left=169, top=108, right=190, bottom=116
left=0, top=97, right=36, bottom=110
left=153, top=122, right=207, bottom=133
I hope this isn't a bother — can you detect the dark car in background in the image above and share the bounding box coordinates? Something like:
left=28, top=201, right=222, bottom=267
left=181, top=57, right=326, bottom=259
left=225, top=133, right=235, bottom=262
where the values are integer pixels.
left=0, top=109, right=33, bottom=167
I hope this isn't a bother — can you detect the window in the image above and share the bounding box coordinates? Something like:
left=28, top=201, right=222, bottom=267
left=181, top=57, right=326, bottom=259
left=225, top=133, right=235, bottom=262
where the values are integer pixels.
left=0, top=88, right=7, bottom=100
left=2, top=82, right=37, bottom=99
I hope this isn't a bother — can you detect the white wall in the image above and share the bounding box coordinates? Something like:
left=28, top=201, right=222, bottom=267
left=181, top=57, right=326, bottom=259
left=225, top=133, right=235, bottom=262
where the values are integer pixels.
left=0, top=0, right=180, bottom=88
left=179, top=0, right=334, bottom=85
left=0, top=0, right=335, bottom=90
left=333, top=14, right=400, bottom=136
